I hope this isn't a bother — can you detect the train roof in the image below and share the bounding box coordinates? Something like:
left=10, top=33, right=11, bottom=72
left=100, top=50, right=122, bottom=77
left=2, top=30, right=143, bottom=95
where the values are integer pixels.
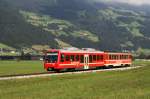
left=47, top=48, right=104, bottom=54
left=106, top=52, right=131, bottom=55
left=46, top=48, right=131, bottom=55
left=60, top=50, right=104, bottom=54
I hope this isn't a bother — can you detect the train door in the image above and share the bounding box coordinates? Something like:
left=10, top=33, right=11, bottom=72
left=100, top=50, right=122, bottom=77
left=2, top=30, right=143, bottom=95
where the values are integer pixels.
left=84, top=54, right=89, bottom=69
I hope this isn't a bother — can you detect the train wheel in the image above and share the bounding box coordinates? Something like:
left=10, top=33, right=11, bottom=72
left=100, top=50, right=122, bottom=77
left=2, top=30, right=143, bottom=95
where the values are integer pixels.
left=125, top=64, right=130, bottom=67
left=55, top=69, right=67, bottom=72
left=55, top=69, right=62, bottom=72
left=96, top=66, right=103, bottom=69
left=47, top=68, right=54, bottom=71
left=104, top=65, right=113, bottom=69
left=67, top=68, right=75, bottom=72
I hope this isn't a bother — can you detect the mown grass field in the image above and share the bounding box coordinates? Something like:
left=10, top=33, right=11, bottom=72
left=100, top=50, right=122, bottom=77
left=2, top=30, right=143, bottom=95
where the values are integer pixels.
left=0, top=60, right=150, bottom=99
left=0, top=61, right=45, bottom=76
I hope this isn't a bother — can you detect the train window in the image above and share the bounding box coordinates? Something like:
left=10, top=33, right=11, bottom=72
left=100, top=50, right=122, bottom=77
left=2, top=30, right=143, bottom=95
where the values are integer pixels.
left=93, top=55, right=96, bottom=61
left=114, top=55, right=116, bottom=59
left=66, top=55, right=70, bottom=61
left=121, top=55, right=128, bottom=59
left=126, top=55, right=128, bottom=59
left=100, top=55, right=103, bottom=60
left=125, top=55, right=126, bottom=59
left=116, top=55, right=118, bottom=60
left=129, top=55, right=132, bottom=59
left=61, top=54, right=65, bottom=62
left=112, top=55, right=115, bottom=59
left=120, top=55, right=123, bottom=59
left=114, top=55, right=117, bottom=60
left=115, top=55, right=117, bottom=59
left=75, top=55, right=79, bottom=61
left=97, top=55, right=100, bottom=61
left=122, top=55, right=124, bottom=59
left=112, top=55, right=113, bottom=59
left=111, top=55, right=117, bottom=60
left=109, top=55, right=112, bottom=60
left=89, top=55, right=93, bottom=63
left=124, top=55, right=126, bottom=59
left=70, top=55, right=74, bottom=61
left=80, top=55, right=84, bottom=63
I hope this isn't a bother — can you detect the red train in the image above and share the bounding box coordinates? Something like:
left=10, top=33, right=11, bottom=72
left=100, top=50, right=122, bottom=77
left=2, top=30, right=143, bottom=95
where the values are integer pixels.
left=44, top=48, right=132, bottom=71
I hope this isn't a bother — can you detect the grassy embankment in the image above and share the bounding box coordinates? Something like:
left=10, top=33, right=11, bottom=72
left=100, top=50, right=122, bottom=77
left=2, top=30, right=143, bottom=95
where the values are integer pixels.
left=0, top=60, right=149, bottom=99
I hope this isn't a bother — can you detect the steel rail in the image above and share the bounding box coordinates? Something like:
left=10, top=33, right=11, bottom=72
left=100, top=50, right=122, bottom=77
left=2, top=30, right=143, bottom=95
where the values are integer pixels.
left=0, top=66, right=142, bottom=81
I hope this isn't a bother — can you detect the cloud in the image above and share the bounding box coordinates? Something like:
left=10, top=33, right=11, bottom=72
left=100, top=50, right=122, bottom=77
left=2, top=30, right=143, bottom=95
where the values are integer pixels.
left=95, top=0, right=150, bottom=5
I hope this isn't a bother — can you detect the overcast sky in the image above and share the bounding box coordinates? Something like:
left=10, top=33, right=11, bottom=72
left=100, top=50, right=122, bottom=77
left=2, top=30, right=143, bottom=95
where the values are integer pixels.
left=95, top=0, right=150, bottom=5
left=115, top=0, right=150, bottom=5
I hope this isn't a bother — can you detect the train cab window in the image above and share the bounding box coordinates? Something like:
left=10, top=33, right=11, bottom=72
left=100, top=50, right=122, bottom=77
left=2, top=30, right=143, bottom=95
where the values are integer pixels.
left=75, top=55, right=79, bottom=61
left=70, top=55, right=75, bottom=61
left=80, top=55, right=84, bottom=63
left=61, top=54, right=65, bottom=62
left=45, top=52, right=58, bottom=63
left=89, top=55, right=93, bottom=63
left=66, top=55, right=70, bottom=61
left=93, top=55, right=96, bottom=61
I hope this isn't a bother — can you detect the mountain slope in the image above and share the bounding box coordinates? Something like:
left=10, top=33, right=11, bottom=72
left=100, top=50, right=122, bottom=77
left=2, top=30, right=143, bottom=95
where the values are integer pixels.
left=0, top=0, right=150, bottom=51
left=0, top=0, right=59, bottom=48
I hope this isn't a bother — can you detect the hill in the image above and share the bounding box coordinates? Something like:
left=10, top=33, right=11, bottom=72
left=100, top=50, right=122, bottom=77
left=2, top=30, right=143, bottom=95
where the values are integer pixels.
left=0, top=0, right=150, bottom=51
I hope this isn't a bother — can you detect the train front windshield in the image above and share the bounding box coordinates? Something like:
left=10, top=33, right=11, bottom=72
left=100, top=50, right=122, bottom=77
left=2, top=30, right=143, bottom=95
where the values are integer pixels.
left=45, top=52, right=58, bottom=63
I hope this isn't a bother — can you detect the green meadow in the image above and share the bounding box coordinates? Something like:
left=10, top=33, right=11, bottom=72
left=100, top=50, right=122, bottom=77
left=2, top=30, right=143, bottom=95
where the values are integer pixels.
left=0, top=60, right=149, bottom=99
left=0, top=61, right=45, bottom=76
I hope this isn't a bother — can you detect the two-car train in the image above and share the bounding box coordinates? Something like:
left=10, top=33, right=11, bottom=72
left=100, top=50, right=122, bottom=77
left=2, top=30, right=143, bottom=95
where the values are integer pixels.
left=43, top=48, right=132, bottom=72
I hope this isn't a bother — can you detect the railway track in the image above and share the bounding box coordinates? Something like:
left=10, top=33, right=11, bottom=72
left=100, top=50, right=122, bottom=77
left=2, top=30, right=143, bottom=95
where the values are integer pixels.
left=0, top=66, right=142, bottom=81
